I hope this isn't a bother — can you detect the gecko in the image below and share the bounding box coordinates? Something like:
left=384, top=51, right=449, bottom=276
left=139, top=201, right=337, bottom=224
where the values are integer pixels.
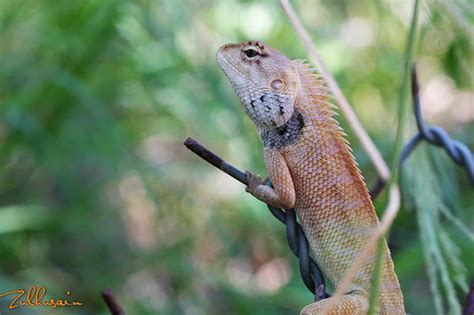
left=216, top=41, right=405, bottom=315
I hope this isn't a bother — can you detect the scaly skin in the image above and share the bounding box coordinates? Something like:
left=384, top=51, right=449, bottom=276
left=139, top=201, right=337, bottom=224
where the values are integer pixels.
left=217, top=41, right=405, bottom=314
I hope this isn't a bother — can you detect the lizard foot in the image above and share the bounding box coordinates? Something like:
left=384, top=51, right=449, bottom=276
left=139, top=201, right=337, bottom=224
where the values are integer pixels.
left=245, top=171, right=265, bottom=195
left=244, top=171, right=292, bottom=209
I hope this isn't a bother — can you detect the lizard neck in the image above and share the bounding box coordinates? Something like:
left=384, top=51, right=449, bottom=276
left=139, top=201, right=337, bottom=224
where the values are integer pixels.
left=260, top=109, right=305, bottom=150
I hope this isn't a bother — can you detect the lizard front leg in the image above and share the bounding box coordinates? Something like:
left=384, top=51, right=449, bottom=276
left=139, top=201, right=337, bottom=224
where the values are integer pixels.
left=246, top=148, right=296, bottom=210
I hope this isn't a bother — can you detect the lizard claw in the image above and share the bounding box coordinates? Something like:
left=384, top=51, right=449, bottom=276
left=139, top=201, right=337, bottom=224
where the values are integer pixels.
left=245, top=171, right=265, bottom=195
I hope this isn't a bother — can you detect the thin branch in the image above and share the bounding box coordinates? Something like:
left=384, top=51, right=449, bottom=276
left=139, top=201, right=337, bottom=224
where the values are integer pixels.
left=184, top=137, right=248, bottom=185
left=278, top=0, right=391, bottom=181
left=464, top=278, right=474, bottom=315
left=101, top=289, right=125, bottom=315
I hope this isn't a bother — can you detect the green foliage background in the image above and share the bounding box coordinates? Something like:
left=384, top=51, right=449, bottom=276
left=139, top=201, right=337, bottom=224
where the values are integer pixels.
left=0, top=0, right=472, bottom=314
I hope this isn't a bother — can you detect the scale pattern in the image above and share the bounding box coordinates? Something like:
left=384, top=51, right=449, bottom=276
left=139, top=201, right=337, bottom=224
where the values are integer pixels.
left=278, top=62, right=405, bottom=314
left=217, top=41, right=405, bottom=314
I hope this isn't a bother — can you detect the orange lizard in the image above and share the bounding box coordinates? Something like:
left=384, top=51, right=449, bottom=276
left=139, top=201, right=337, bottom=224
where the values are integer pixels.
left=217, top=41, right=405, bottom=314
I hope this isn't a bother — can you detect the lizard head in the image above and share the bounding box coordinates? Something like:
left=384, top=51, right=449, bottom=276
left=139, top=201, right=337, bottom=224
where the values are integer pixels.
left=217, top=41, right=299, bottom=131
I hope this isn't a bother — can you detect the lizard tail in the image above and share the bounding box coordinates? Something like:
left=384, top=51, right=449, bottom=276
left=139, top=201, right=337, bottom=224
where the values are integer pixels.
left=300, top=293, right=368, bottom=315
left=300, top=290, right=405, bottom=315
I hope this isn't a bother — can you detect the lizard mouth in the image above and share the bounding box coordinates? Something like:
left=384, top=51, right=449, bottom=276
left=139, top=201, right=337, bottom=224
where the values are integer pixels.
left=216, top=50, right=246, bottom=81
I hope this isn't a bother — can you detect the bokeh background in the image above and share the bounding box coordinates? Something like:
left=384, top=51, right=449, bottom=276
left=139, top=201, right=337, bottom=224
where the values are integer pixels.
left=0, top=0, right=473, bottom=314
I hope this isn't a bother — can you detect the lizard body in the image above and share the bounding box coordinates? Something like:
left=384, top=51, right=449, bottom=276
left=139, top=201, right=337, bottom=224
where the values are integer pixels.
left=217, top=41, right=405, bottom=314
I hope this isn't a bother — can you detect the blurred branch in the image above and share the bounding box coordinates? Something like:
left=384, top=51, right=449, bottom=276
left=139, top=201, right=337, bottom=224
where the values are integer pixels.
left=278, top=0, right=391, bottom=181
left=404, top=67, right=474, bottom=183
left=101, top=289, right=125, bottom=315
left=369, top=66, right=474, bottom=199
left=464, top=278, right=474, bottom=315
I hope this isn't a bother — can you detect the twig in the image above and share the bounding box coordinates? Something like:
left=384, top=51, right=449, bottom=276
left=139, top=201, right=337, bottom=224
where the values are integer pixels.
left=409, top=66, right=474, bottom=183
left=183, top=138, right=247, bottom=185
left=368, top=178, right=386, bottom=200
left=464, top=278, right=474, bottom=315
left=101, top=289, right=125, bottom=315
left=368, top=64, right=473, bottom=200
left=278, top=0, right=390, bottom=181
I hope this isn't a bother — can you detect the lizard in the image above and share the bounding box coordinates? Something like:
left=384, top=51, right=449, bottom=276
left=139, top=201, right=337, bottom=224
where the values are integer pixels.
left=216, top=40, right=405, bottom=315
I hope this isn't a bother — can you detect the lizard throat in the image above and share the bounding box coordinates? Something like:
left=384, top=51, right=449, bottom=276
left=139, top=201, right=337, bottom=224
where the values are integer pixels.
left=261, top=109, right=305, bottom=149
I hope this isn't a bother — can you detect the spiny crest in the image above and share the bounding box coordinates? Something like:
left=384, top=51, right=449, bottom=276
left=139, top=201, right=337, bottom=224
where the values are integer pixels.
left=293, top=60, right=370, bottom=193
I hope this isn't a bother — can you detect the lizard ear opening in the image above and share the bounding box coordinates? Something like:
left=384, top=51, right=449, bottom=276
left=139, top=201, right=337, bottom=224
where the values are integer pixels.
left=270, top=79, right=284, bottom=91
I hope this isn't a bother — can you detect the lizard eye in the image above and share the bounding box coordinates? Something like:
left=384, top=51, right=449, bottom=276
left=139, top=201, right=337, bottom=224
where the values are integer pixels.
left=242, top=46, right=261, bottom=60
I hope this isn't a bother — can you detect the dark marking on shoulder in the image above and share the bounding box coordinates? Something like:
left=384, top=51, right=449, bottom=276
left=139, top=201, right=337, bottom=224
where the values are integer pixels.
left=260, top=95, right=265, bottom=102
left=250, top=100, right=255, bottom=108
left=261, top=110, right=305, bottom=149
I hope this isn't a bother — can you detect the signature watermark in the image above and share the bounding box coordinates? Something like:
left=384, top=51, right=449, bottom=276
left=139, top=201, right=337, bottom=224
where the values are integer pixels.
left=0, top=285, right=83, bottom=312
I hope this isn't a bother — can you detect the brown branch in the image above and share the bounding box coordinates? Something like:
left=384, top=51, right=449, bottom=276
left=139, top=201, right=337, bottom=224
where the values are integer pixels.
left=184, top=137, right=249, bottom=185
left=464, top=278, right=474, bottom=315
left=101, top=289, right=125, bottom=315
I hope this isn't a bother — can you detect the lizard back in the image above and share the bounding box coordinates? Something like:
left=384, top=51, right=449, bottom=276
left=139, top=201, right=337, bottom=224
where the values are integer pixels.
left=279, top=61, right=404, bottom=313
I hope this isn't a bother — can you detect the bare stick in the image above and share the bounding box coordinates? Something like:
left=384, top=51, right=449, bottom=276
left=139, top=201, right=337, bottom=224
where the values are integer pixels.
left=464, top=278, right=474, bottom=315
left=279, top=0, right=390, bottom=181
left=184, top=137, right=248, bottom=185
left=101, top=289, right=125, bottom=315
